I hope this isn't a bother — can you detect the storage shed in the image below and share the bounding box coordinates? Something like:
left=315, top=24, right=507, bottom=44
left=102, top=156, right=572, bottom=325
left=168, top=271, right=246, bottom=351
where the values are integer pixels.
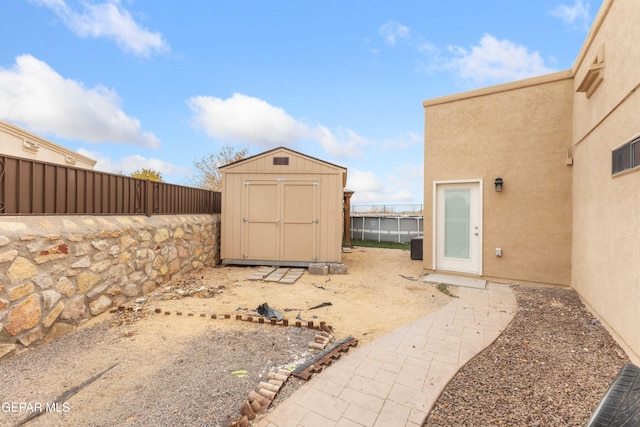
left=220, top=147, right=347, bottom=266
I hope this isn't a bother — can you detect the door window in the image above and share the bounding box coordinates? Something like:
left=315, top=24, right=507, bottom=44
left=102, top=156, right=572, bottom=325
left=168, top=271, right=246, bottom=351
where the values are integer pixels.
left=444, top=189, right=471, bottom=259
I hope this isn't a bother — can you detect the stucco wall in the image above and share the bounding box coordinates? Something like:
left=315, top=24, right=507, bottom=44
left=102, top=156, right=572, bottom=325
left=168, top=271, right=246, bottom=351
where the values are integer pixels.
left=423, top=72, right=574, bottom=285
left=0, top=214, right=220, bottom=360
left=571, top=0, right=640, bottom=363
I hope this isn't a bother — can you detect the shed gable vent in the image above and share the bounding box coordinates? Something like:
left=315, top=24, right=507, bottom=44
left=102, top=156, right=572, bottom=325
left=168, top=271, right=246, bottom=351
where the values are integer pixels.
left=273, top=156, right=289, bottom=165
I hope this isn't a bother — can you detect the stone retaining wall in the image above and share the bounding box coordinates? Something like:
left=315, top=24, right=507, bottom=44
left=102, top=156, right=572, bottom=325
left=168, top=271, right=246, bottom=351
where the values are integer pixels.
left=0, top=214, right=221, bottom=360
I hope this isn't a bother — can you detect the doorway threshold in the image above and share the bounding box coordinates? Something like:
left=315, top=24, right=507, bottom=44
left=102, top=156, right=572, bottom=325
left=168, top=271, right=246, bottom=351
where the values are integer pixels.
left=424, top=273, right=486, bottom=290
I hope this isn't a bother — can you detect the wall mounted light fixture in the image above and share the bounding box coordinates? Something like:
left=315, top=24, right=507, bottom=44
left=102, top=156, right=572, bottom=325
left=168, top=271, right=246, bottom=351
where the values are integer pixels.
left=494, top=177, right=504, bottom=192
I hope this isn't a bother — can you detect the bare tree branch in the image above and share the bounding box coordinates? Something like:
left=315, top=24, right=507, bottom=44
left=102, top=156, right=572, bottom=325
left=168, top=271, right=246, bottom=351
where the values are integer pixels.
left=190, top=146, right=249, bottom=190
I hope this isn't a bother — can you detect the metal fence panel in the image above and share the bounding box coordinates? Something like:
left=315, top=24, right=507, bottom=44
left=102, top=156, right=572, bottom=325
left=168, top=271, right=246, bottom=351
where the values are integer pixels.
left=350, top=215, right=423, bottom=243
left=0, top=154, right=221, bottom=216
left=351, top=204, right=423, bottom=216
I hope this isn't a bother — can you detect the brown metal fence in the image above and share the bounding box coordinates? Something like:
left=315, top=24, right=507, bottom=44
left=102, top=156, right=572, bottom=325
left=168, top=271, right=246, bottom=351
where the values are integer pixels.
left=0, top=154, right=221, bottom=216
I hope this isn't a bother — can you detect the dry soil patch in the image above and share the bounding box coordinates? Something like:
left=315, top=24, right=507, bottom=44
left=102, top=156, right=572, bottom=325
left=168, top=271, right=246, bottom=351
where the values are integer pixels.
left=1, top=247, right=448, bottom=426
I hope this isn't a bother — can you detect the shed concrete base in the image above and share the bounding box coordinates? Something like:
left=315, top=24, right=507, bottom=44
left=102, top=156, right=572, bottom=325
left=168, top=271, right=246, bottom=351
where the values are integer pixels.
left=222, top=259, right=317, bottom=268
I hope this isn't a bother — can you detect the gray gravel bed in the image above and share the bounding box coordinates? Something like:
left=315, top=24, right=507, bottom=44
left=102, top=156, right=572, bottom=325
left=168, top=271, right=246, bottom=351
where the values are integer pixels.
left=1, top=316, right=317, bottom=427
left=425, top=285, right=631, bottom=426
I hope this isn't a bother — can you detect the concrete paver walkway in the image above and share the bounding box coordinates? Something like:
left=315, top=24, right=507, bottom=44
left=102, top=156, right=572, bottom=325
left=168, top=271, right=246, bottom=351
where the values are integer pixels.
left=257, top=282, right=517, bottom=427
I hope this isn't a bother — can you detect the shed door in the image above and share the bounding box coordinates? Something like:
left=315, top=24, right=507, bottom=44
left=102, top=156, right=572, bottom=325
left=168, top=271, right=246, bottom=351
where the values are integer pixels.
left=281, top=182, right=319, bottom=262
left=243, top=182, right=279, bottom=261
left=242, top=180, right=319, bottom=262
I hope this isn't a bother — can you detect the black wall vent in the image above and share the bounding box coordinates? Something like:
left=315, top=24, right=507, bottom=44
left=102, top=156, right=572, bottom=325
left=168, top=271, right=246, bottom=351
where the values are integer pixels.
left=273, top=156, right=289, bottom=165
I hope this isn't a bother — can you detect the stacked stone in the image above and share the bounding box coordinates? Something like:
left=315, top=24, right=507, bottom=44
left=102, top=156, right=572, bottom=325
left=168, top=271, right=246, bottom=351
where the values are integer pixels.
left=0, top=215, right=220, bottom=359
left=308, top=329, right=334, bottom=350
left=228, top=370, right=291, bottom=427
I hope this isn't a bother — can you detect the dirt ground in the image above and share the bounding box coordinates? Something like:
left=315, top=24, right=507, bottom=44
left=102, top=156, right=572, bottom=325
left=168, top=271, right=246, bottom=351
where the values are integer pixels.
left=159, top=246, right=452, bottom=346
left=1, top=247, right=451, bottom=426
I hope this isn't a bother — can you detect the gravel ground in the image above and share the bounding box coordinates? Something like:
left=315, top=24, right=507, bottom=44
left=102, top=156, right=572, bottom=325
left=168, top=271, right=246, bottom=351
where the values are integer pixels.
left=0, top=306, right=317, bottom=427
left=425, top=285, right=631, bottom=426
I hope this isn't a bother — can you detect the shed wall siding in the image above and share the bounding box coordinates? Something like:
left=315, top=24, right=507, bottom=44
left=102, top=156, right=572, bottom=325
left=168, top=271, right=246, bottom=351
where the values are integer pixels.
left=221, top=148, right=345, bottom=265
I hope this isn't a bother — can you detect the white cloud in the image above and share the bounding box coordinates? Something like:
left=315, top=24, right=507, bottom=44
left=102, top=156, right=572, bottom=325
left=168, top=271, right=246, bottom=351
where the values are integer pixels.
left=31, top=0, right=168, bottom=57
left=445, top=34, right=555, bottom=86
left=347, top=168, right=418, bottom=205
left=0, top=55, right=159, bottom=147
left=382, top=131, right=421, bottom=150
left=551, top=0, right=591, bottom=29
left=187, top=93, right=369, bottom=158
left=387, top=163, right=423, bottom=202
left=417, top=41, right=437, bottom=55
left=379, top=20, right=410, bottom=46
left=188, top=93, right=310, bottom=147
left=346, top=170, right=385, bottom=194
left=315, top=126, right=370, bottom=158
left=78, top=148, right=191, bottom=178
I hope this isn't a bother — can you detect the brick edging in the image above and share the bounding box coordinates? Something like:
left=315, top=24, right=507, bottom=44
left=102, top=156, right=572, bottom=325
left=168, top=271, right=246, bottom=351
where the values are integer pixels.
left=110, top=305, right=349, bottom=427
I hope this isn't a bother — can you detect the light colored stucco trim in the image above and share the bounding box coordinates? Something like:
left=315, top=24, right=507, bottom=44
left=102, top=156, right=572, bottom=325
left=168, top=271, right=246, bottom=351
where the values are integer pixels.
left=0, top=119, right=97, bottom=168
left=432, top=179, right=483, bottom=276
left=572, top=0, right=614, bottom=75
left=568, top=79, right=640, bottom=159
left=422, top=70, right=573, bottom=108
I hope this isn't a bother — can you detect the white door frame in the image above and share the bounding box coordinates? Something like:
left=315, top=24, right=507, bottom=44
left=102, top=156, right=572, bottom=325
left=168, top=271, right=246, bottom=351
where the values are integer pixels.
left=432, top=179, right=483, bottom=275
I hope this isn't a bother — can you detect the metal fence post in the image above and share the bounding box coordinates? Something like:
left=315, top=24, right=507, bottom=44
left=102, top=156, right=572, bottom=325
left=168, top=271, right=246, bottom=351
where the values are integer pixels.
left=145, top=179, right=151, bottom=217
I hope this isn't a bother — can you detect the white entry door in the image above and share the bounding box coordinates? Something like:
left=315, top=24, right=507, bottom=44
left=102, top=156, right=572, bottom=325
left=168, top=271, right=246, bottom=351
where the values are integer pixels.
left=435, top=181, right=482, bottom=275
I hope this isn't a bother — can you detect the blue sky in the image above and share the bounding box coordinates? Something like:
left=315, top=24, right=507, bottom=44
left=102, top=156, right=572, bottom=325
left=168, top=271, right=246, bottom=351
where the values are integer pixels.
left=1, top=0, right=596, bottom=205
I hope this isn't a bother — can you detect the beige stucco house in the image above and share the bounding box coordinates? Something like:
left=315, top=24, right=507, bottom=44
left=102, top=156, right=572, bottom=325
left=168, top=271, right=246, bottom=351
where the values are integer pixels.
left=0, top=120, right=96, bottom=169
left=423, top=0, right=640, bottom=363
left=220, top=147, right=347, bottom=266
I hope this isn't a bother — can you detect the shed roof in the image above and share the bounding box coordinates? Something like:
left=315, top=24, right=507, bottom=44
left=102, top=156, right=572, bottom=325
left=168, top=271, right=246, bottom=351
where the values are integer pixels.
left=220, top=146, right=347, bottom=186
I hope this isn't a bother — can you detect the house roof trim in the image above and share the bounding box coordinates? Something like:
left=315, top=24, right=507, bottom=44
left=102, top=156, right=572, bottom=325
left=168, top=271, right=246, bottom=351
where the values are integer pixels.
left=0, top=119, right=97, bottom=167
left=422, top=70, right=573, bottom=108
left=572, top=0, right=613, bottom=75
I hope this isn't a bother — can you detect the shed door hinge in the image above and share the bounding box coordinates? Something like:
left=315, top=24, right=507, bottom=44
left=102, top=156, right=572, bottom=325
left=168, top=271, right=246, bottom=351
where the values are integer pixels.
left=312, top=219, right=319, bottom=224
left=243, top=217, right=249, bottom=222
